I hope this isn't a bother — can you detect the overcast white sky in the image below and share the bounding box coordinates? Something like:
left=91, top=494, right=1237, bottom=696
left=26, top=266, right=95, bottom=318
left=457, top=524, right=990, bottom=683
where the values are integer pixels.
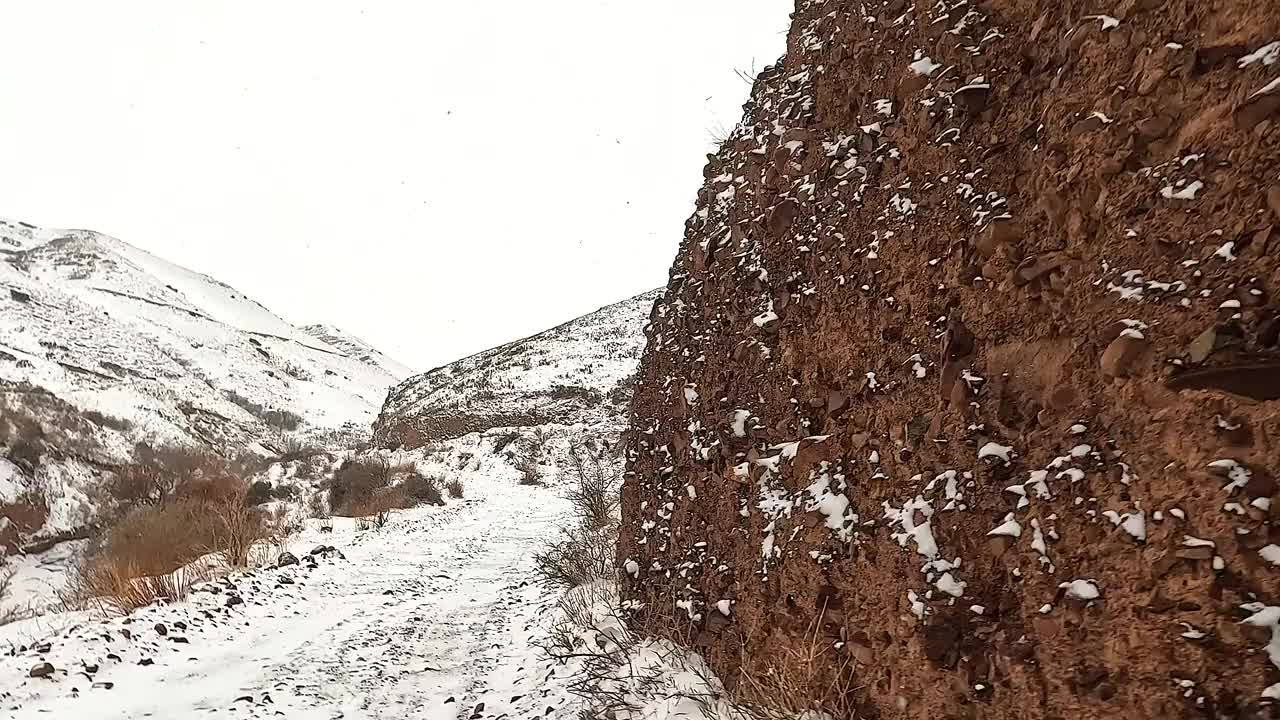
left=0, top=1, right=789, bottom=371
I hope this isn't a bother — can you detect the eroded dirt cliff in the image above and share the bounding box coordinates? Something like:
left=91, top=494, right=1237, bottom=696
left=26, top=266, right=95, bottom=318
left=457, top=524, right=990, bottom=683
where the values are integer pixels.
left=620, top=1, right=1280, bottom=717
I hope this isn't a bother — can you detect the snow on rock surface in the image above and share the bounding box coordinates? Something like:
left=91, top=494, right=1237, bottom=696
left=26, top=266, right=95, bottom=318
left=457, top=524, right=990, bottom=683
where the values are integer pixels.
left=618, top=0, right=1280, bottom=716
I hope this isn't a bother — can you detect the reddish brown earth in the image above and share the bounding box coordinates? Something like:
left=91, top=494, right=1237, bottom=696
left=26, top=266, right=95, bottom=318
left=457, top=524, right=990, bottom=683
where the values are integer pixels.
left=619, top=1, right=1280, bottom=718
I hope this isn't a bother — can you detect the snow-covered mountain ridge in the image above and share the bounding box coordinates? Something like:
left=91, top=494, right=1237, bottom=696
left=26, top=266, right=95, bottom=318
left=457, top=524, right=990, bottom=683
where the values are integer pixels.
left=0, top=216, right=411, bottom=534
left=373, top=289, right=660, bottom=447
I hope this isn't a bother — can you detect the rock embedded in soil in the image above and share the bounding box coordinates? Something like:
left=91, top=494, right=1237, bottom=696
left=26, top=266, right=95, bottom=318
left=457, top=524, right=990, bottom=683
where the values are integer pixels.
left=29, top=663, right=55, bottom=679
left=619, top=2, right=1280, bottom=719
left=1099, top=332, right=1149, bottom=378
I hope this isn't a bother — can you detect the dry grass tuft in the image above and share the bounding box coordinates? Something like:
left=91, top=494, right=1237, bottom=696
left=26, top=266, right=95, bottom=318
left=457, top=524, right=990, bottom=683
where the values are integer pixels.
left=732, top=609, right=863, bottom=719
left=445, top=478, right=464, bottom=498
left=64, top=447, right=295, bottom=614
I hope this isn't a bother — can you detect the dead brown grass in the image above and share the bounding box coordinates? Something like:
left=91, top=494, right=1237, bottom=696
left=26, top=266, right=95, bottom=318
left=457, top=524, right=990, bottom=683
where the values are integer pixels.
left=445, top=478, right=464, bottom=498
left=64, top=555, right=214, bottom=614
left=732, top=610, right=862, bottom=719
left=65, top=447, right=292, bottom=614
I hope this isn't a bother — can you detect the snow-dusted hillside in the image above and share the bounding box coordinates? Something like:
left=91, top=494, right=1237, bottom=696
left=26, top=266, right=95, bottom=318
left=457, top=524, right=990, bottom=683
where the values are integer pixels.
left=0, top=217, right=411, bottom=534
left=373, top=289, right=660, bottom=447
left=301, top=324, right=414, bottom=380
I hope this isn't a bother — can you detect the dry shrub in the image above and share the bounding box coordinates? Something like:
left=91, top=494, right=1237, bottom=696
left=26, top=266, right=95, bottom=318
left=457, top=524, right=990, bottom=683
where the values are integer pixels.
left=0, top=484, right=50, bottom=553
left=541, top=584, right=749, bottom=720
left=566, top=440, right=620, bottom=530
left=0, top=568, right=37, bottom=626
left=732, top=613, right=861, bottom=719
left=350, top=488, right=403, bottom=529
left=274, top=436, right=324, bottom=464
left=1, top=383, right=114, bottom=469
left=82, top=410, right=132, bottom=432
left=533, top=522, right=614, bottom=590
left=67, top=447, right=281, bottom=613
left=446, top=478, right=465, bottom=498
left=518, top=460, right=544, bottom=486
left=63, top=556, right=212, bottom=614
left=100, top=445, right=266, bottom=520
left=328, top=456, right=413, bottom=514
left=103, top=462, right=174, bottom=510
left=491, top=431, right=521, bottom=454
left=223, top=390, right=304, bottom=431
left=207, top=489, right=268, bottom=567
left=402, top=473, right=444, bottom=506
left=247, top=480, right=298, bottom=506
left=95, top=502, right=214, bottom=576
left=307, top=490, right=330, bottom=519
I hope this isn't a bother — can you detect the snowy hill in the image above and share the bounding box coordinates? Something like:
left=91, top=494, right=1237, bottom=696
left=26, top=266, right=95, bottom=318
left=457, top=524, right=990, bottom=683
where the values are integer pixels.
left=0, top=216, right=411, bottom=533
left=372, top=289, right=660, bottom=447
left=301, top=324, right=415, bottom=380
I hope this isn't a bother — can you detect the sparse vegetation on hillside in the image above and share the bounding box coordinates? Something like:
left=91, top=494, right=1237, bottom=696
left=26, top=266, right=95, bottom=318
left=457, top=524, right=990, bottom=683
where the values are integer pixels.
left=223, top=390, right=304, bottom=431
left=0, top=382, right=114, bottom=470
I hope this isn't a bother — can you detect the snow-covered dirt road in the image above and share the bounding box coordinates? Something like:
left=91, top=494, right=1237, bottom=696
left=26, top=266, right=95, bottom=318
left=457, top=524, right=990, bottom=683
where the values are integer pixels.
left=0, top=477, right=582, bottom=720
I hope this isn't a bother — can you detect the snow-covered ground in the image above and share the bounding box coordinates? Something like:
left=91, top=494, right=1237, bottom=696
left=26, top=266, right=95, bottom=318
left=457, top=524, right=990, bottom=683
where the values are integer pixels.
left=0, top=443, right=746, bottom=720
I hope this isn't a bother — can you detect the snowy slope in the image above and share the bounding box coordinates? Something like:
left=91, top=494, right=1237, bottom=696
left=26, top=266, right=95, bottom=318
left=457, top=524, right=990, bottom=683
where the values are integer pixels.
left=0, top=216, right=410, bottom=436
left=301, top=324, right=415, bottom=380
left=0, top=216, right=412, bottom=534
left=373, top=289, right=660, bottom=447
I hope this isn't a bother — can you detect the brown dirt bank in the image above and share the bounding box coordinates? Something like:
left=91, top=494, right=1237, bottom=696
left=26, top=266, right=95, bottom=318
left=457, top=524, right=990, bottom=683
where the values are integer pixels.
left=620, top=1, right=1280, bottom=718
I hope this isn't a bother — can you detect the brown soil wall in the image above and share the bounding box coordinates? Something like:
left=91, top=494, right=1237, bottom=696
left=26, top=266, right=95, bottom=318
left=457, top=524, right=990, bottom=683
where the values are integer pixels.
left=620, top=1, right=1280, bottom=717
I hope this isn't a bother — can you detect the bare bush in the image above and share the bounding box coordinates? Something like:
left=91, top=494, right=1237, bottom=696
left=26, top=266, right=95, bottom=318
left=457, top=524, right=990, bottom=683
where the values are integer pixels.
left=445, top=478, right=465, bottom=498
left=63, top=555, right=213, bottom=615
left=350, top=486, right=406, bottom=528
left=65, top=448, right=279, bottom=614
left=732, top=613, right=861, bottom=719
left=533, top=522, right=614, bottom=590
left=518, top=460, right=544, bottom=486
left=0, top=568, right=37, bottom=626
left=491, top=431, right=521, bottom=454
left=274, top=437, right=324, bottom=464
left=278, top=360, right=312, bottom=382
left=401, top=473, right=444, bottom=506
left=540, top=584, right=747, bottom=720
left=328, top=456, right=409, bottom=514
left=0, top=482, right=50, bottom=553
left=307, top=490, right=330, bottom=519
left=565, top=440, right=620, bottom=530
left=246, top=480, right=298, bottom=506
left=1, top=383, right=114, bottom=469
left=223, top=390, right=304, bottom=431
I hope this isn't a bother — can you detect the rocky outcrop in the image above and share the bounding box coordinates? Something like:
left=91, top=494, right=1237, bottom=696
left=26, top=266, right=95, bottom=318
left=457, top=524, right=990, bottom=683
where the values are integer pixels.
left=373, top=290, right=659, bottom=448
left=620, top=2, right=1280, bottom=718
